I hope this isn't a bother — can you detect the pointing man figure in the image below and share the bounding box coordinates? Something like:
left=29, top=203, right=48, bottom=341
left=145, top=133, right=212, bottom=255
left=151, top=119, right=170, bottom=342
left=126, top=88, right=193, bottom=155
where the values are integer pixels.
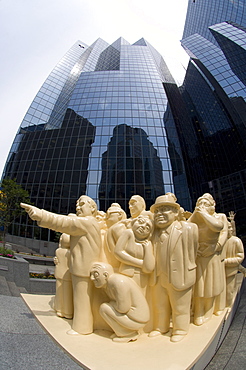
left=21, top=195, right=101, bottom=335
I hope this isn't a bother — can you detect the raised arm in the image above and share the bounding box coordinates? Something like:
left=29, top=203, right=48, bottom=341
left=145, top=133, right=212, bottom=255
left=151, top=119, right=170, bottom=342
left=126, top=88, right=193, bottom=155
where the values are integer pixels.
left=21, top=202, right=89, bottom=236
left=20, top=203, right=42, bottom=221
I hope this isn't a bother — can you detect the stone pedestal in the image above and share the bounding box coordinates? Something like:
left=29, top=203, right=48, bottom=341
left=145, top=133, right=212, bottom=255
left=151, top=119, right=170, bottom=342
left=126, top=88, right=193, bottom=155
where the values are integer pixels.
left=21, top=274, right=244, bottom=370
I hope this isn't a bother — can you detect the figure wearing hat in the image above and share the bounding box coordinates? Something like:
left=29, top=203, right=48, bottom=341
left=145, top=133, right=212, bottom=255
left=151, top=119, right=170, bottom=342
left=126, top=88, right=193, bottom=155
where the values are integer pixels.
left=188, top=193, right=228, bottom=325
left=103, top=203, right=127, bottom=269
left=149, top=193, right=198, bottom=342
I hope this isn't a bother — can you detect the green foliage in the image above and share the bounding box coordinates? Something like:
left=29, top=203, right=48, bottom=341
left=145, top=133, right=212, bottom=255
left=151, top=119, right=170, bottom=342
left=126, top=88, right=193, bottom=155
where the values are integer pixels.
left=29, top=269, right=55, bottom=279
left=0, top=178, right=32, bottom=245
left=0, top=245, right=14, bottom=258
left=53, top=231, right=62, bottom=243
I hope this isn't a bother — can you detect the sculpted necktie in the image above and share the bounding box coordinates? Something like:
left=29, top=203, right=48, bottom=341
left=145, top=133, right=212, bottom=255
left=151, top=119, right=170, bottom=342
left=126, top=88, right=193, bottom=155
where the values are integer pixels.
left=157, top=230, right=169, bottom=275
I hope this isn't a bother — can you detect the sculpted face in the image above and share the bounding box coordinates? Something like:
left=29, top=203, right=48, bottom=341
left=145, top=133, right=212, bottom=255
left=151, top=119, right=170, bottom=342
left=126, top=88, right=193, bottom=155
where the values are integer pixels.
left=76, top=196, right=94, bottom=217
left=154, top=205, right=178, bottom=229
left=90, top=267, right=108, bottom=288
left=129, top=196, right=145, bottom=218
left=228, top=223, right=233, bottom=238
left=106, top=212, right=121, bottom=228
left=196, top=198, right=215, bottom=215
left=132, top=216, right=152, bottom=240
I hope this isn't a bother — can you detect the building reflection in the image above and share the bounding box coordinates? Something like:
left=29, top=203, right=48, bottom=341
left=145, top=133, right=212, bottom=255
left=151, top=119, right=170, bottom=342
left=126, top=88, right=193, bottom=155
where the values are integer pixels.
left=99, top=124, right=164, bottom=212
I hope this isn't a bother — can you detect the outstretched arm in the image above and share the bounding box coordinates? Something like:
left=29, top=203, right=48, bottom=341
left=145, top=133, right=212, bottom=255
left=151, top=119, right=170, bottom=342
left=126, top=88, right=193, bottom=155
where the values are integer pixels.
left=21, top=202, right=87, bottom=236
left=20, top=203, right=42, bottom=221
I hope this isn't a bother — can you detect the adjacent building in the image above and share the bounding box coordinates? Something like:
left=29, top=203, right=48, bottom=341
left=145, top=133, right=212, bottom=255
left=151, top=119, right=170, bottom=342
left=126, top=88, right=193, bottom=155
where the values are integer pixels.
left=173, top=0, right=246, bottom=236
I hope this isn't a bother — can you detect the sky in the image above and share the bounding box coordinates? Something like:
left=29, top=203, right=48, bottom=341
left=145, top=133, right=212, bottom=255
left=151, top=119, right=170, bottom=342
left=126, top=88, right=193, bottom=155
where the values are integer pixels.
left=0, top=0, right=189, bottom=177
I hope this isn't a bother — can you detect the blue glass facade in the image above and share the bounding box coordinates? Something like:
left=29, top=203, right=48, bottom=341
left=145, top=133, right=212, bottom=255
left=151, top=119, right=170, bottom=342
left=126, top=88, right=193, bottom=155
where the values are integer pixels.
left=3, top=38, right=189, bottom=242
left=176, top=0, right=246, bottom=236
left=183, top=0, right=246, bottom=44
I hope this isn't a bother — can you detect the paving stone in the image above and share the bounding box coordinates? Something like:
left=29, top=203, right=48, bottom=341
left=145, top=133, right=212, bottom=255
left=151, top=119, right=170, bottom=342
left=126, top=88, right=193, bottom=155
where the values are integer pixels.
left=0, top=332, right=84, bottom=370
left=0, top=295, right=85, bottom=370
left=224, top=352, right=246, bottom=369
left=206, top=283, right=246, bottom=369
left=205, top=353, right=232, bottom=370
left=0, top=296, right=45, bottom=335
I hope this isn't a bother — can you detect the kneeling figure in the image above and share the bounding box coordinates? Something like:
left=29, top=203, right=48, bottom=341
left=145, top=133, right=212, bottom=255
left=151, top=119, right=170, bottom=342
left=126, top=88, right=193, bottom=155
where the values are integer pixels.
left=90, top=262, right=150, bottom=342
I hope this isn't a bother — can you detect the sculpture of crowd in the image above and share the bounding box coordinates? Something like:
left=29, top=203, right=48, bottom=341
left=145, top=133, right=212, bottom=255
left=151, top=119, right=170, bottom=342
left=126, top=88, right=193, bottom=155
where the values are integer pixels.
left=21, top=192, right=245, bottom=343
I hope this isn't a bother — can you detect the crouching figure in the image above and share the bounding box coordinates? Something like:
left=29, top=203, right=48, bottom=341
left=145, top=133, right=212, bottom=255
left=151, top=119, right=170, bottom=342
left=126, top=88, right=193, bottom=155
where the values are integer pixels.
left=90, top=262, right=150, bottom=342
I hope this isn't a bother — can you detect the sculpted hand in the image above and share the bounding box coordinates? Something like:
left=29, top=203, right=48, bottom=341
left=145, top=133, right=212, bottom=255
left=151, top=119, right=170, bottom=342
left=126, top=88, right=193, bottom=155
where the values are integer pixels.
left=142, top=240, right=149, bottom=249
left=228, top=211, right=236, bottom=221
left=195, top=205, right=207, bottom=214
left=20, top=203, right=42, bottom=222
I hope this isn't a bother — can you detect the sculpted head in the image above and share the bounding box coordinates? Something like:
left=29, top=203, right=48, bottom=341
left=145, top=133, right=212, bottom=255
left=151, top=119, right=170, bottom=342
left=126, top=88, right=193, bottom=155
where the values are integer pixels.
left=76, top=195, right=97, bottom=217
left=106, top=203, right=127, bottom=228
left=131, top=215, right=153, bottom=240
left=96, top=210, right=107, bottom=230
left=196, top=193, right=215, bottom=215
left=129, top=195, right=146, bottom=218
left=90, top=262, right=114, bottom=289
left=228, top=222, right=233, bottom=238
left=59, top=233, right=70, bottom=249
left=150, top=193, right=180, bottom=229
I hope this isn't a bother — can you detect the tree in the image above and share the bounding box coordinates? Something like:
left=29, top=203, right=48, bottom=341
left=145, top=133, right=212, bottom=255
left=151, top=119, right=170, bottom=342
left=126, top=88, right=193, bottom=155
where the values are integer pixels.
left=0, top=178, right=32, bottom=247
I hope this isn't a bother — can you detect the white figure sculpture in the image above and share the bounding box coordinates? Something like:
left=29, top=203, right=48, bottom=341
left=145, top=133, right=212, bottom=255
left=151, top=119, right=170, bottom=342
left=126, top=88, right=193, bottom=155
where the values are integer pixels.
left=21, top=192, right=243, bottom=343
left=114, top=215, right=155, bottom=292
left=95, top=210, right=108, bottom=262
left=106, top=203, right=127, bottom=229
left=228, top=211, right=236, bottom=236
left=148, top=193, right=198, bottom=342
left=128, top=195, right=153, bottom=221
left=103, top=203, right=127, bottom=268
left=53, top=233, right=73, bottom=319
left=224, top=222, right=244, bottom=306
left=90, top=262, right=150, bottom=342
left=106, top=196, right=152, bottom=270
left=188, top=193, right=228, bottom=325
left=21, top=195, right=102, bottom=335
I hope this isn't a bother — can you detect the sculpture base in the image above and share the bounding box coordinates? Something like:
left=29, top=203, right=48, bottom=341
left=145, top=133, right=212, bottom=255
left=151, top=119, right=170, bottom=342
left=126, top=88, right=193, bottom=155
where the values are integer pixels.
left=21, top=274, right=244, bottom=370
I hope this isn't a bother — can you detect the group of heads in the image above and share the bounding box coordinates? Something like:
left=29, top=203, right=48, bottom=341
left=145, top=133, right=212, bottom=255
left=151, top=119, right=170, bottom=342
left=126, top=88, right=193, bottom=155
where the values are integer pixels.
left=75, top=192, right=217, bottom=231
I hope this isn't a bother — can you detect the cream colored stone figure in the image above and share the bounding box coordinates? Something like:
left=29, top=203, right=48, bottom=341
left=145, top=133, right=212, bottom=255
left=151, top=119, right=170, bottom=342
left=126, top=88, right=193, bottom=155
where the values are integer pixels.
left=21, top=195, right=102, bottom=335
left=54, top=233, right=73, bottom=319
left=188, top=193, right=228, bottom=326
left=128, top=195, right=153, bottom=223
left=95, top=210, right=108, bottom=262
left=114, top=215, right=155, bottom=292
left=90, top=262, right=150, bottom=342
left=103, top=203, right=127, bottom=268
left=149, top=193, right=198, bottom=342
left=228, top=211, right=236, bottom=236
left=129, top=195, right=148, bottom=219
left=224, top=222, right=244, bottom=307
left=21, top=192, right=243, bottom=344
left=107, top=196, right=152, bottom=269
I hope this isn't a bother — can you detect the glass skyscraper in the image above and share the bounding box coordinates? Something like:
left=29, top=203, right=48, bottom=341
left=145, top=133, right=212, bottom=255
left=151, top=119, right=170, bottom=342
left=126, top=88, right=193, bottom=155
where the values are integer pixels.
left=175, top=0, right=246, bottom=236
left=3, top=37, right=189, bottom=243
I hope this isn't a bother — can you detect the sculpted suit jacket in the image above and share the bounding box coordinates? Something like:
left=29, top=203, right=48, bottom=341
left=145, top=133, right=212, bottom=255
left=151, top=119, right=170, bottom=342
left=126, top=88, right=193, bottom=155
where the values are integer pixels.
left=150, top=220, right=198, bottom=291
left=225, top=236, right=244, bottom=277
left=38, top=210, right=102, bottom=277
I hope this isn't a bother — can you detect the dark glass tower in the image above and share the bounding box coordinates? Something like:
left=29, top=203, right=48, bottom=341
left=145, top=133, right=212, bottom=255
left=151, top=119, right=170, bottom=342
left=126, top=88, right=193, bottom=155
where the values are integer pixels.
left=173, top=0, right=246, bottom=236
left=3, top=37, right=190, bottom=243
